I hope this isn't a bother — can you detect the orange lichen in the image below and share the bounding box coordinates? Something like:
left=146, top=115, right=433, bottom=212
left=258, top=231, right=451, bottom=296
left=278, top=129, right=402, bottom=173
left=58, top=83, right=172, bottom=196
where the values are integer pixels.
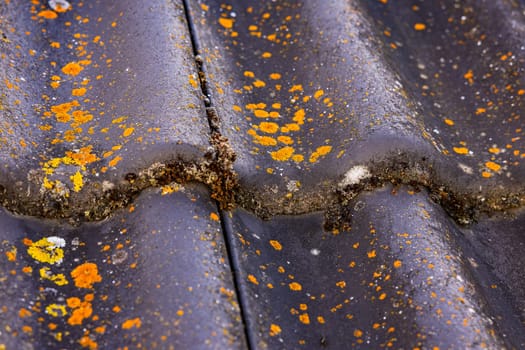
left=464, top=70, right=474, bottom=85
left=277, top=135, right=294, bottom=145
left=269, top=240, right=282, bottom=251
left=38, top=10, right=58, bottom=19
left=269, top=324, right=281, bottom=336
left=309, top=145, right=332, bottom=163
left=367, top=250, right=377, bottom=258
left=414, top=23, right=426, bottom=31
left=393, top=260, right=402, bottom=268
left=289, top=282, right=302, bottom=291
left=293, top=109, right=305, bottom=125
left=108, top=156, right=123, bottom=167
left=71, top=262, right=102, bottom=289
left=247, top=274, right=259, bottom=285
left=218, top=17, right=234, bottom=29
left=72, top=88, right=87, bottom=96
left=271, top=146, right=295, bottom=161
left=336, top=281, right=346, bottom=288
left=444, top=118, right=454, bottom=126
left=453, top=147, right=469, bottom=155
left=485, top=161, right=501, bottom=171
left=122, top=127, right=134, bottom=137
left=259, top=122, right=279, bottom=134
left=269, top=73, right=281, bottom=80
left=62, top=62, right=84, bottom=76
left=79, top=336, right=98, bottom=350
left=354, top=329, right=363, bottom=338
left=209, top=212, right=220, bottom=221
left=299, top=313, right=310, bottom=325
left=122, top=317, right=142, bottom=330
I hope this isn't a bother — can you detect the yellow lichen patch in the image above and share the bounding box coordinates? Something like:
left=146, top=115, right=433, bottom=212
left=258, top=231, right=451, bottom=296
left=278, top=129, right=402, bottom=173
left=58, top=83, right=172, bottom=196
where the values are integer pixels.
left=62, top=62, right=84, bottom=76
left=271, top=146, right=295, bottom=161
left=269, top=240, right=282, bottom=251
left=40, top=267, right=69, bottom=286
left=289, top=282, right=302, bottom=291
left=218, top=17, right=234, bottom=29
left=292, top=154, right=304, bottom=163
left=269, top=323, right=282, bottom=336
left=122, top=318, right=142, bottom=330
left=71, top=262, right=102, bottom=289
left=453, top=147, right=469, bottom=155
left=243, top=71, right=255, bottom=78
left=485, top=161, right=501, bottom=172
left=482, top=171, right=492, bottom=178
left=258, top=122, right=279, bottom=134
left=253, top=134, right=278, bottom=146
left=314, top=89, right=324, bottom=99
left=70, top=171, right=83, bottom=192
left=309, top=145, right=332, bottom=163
left=45, top=304, right=67, bottom=317
left=38, top=9, right=58, bottom=19
left=27, top=237, right=65, bottom=265
left=413, top=23, right=426, bottom=31
left=72, top=88, right=87, bottom=97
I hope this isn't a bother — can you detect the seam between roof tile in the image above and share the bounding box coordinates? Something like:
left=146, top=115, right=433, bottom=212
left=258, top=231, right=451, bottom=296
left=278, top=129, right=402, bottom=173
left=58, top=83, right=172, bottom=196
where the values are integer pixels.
left=181, top=1, right=251, bottom=348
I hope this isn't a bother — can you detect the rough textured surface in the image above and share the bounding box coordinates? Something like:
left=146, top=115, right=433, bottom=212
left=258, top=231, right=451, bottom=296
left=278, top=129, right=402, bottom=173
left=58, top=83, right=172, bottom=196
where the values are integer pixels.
left=223, top=186, right=523, bottom=349
left=0, top=184, right=246, bottom=349
left=1, top=0, right=525, bottom=349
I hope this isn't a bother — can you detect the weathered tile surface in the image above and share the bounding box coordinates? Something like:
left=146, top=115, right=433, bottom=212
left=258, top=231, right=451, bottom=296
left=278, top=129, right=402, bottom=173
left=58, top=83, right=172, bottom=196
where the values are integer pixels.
left=222, top=186, right=523, bottom=349
left=0, top=0, right=211, bottom=218
left=0, top=184, right=246, bottom=349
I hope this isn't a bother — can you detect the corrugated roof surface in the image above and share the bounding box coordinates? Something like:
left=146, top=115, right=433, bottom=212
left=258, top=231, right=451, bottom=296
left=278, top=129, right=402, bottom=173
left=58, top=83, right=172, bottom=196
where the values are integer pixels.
left=0, top=0, right=524, bottom=349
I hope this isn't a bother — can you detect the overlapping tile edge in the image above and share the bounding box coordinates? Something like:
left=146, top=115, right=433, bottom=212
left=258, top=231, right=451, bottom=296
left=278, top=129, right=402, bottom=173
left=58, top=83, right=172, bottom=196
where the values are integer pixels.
left=0, top=0, right=524, bottom=349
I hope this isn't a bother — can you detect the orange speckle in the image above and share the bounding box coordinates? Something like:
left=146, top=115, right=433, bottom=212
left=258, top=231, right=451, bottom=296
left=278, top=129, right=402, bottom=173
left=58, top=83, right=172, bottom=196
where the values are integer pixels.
left=19, top=308, right=32, bottom=318
left=79, top=335, right=98, bottom=349
left=299, top=313, right=310, bottom=325
left=269, top=323, right=281, bottom=336
left=122, top=127, right=134, bottom=137
left=367, top=250, right=377, bottom=258
left=62, top=62, right=84, bottom=76
left=271, top=146, right=295, bottom=161
left=22, top=325, right=32, bottom=334
left=269, top=73, right=281, bottom=80
left=50, top=41, right=60, bottom=48
left=317, top=316, right=325, bottom=324
left=253, top=109, right=269, bottom=118
left=453, top=147, right=469, bottom=155
left=475, top=107, right=486, bottom=115
left=95, top=326, right=106, bottom=334
left=108, top=156, right=123, bottom=167
left=354, top=329, right=363, bottom=338
left=67, top=297, right=82, bottom=308
left=518, top=89, right=525, bottom=95
left=38, top=10, right=58, bottom=19
left=309, top=145, right=332, bottom=163
left=122, top=317, right=142, bottom=330
left=70, top=262, right=102, bottom=289
left=209, top=212, right=220, bottom=221
left=259, top=122, right=279, bottom=134
left=218, top=17, right=234, bottom=29
left=247, top=274, right=259, bottom=285
left=488, top=147, right=500, bottom=154
left=72, top=87, right=87, bottom=97
left=378, top=292, right=387, bottom=300
left=22, top=266, right=32, bottom=274
left=464, top=70, right=474, bottom=85
left=393, top=260, right=402, bottom=268
left=289, top=282, right=302, bottom=291
left=269, top=240, right=282, bottom=251
left=261, top=52, right=272, bottom=58
left=277, top=135, right=294, bottom=145
left=414, top=23, right=426, bottom=31
left=112, top=305, right=121, bottom=313
left=336, top=281, right=346, bottom=288
left=444, top=118, right=454, bottom=126
left=314, top=89, right=324, bottom=99
left=485, top=161, right=501, bottom=171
